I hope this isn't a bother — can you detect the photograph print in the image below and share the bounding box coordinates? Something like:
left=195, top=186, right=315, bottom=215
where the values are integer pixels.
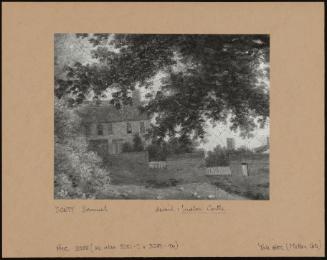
left=54, top=34, right=269, bottom=200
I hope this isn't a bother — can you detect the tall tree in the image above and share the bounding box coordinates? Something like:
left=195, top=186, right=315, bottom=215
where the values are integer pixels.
left=56, top=34, right=269, bottom=140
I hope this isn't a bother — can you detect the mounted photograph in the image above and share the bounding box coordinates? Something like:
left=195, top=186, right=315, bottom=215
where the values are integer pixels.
left=54, top=33, right=269, bottom=200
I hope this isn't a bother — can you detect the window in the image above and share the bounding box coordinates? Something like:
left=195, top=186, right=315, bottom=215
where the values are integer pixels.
left=107, top=123, right=113, bottom=135
left=140, top=121, right=145, bottom=134
left=97, top=124, right=104, bottom=136
left=126, top=122, right=132, bottom=134
left=85, top=124, right=91, bottom=136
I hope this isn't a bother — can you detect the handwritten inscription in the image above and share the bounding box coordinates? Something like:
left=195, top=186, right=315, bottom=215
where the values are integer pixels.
left=55, top=205, right=108, bottom=214
left=155, top=204, right=225, bottom=214
left=257, top=241, right=322, bottom=252
left=55, top=204, right=225, bottom=215
left=81, top=205, right=108, bottom=213
left=55, top=206, right=75, bottom=214
left=56, top=241, right=179, bottom=255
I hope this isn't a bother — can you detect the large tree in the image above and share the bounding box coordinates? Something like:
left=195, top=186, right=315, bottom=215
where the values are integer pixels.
left=55, top=34, right=269, bottom=141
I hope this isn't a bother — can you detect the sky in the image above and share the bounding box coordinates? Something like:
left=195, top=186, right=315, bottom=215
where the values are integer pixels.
left=55, top=33, right=270, bottom=151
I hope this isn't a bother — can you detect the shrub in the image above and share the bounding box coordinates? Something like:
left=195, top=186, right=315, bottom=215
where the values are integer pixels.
left=147, top=136, right=199, bottom=161
left=167, top=136, right=198, bottom=154
left=122, top=142, right=134, bottom=152
left=147, top=142, right=168, bottom=161
left=229, top=147, right=255, bottom=156
left=205, top=145, right=229, bottom=167
left=54, top=97, right=110, bottom=199
left=121, top=134, right=145, bottom=153
left=133, top=133, right=144, bottom=151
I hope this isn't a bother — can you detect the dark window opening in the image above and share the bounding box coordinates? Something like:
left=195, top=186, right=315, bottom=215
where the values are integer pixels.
left=140, top=121, right=145, bottom=133
left=127, top=122, right=132, bottom=134
left=85, top=124, right=91, bottom=136
left=97, top=124, right=104, bottom=136
left=107, top=123, right=113, bottom=135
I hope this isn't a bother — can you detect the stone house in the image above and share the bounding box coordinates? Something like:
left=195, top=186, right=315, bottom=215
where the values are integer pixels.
left=76, top=93, right=151, bottom=158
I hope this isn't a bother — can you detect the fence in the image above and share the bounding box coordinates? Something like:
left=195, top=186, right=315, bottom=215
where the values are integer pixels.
left=205, top=167, right=231, bottom=176
left=149, top=161, right=167, bottom=169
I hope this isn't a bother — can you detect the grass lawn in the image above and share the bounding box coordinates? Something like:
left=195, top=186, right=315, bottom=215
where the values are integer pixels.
left=207, top=171, right=269, bottom=200
left=106, top=163, right=208, bottom=187
left=97, top=162, right=269, bottom=200
left=96, top=182, right=246, bottom=200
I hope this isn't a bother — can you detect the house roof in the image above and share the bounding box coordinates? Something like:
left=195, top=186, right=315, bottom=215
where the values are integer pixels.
left=76, top=101, right=150, bottom=124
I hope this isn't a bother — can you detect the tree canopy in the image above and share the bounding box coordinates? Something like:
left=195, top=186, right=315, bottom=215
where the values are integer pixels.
left=55, top=34, right=269, bottom=141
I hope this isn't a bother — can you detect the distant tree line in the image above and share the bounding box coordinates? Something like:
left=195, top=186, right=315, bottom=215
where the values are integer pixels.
left=146, top=136, right=199, bottom=161
left=205, top=145, right=255, bottom=167
left=121, top=133, right=199, bottom=161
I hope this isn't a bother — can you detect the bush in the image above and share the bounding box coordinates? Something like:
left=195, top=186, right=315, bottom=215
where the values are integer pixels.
left=133, top=133, right=144, bottom=151
left=54, top=97, right=110, bottom=199
left=122, top=142, right=134, bottom=152
left=121, top=134, right=145, bottom=153
left=147, top=135, right=199, bottom=161
left=167, top=136, right=197, bottom=154
left=147, top=142, right=168, bottom=161
left=205, top=145, right=229, bottom=167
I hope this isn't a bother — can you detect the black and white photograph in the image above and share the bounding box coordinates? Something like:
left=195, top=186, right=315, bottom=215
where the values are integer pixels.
left=54, top=33, right=269, bottom=200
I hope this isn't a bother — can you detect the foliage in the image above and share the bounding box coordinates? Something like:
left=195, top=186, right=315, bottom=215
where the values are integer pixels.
left=147, top=142, right=169, bottom=161
left=205, top=145, right=257, bottom=167
left=54, top=97, right=110, bottom=199
left=133, top=134, right=144, bottom=151
left=122, top=142, right=134, bottom=153
left=121, top=134, right=145, bottom=153
left=205, top=145, right=230, bottom=167
left=147, top=135, right=198, bottom=161
left=56, top=34, right=269, bottom=140
left=166, top=135, right=198, bottom=154
left=230, top=146, right=256, bottom=156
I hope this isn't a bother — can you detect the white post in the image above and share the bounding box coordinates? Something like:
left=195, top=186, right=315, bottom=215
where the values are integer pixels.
left=241, top=163, right=248, bottom=176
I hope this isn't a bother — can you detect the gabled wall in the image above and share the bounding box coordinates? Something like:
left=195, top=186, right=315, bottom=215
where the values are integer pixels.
left=86, top=120, right=150, bottom=154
